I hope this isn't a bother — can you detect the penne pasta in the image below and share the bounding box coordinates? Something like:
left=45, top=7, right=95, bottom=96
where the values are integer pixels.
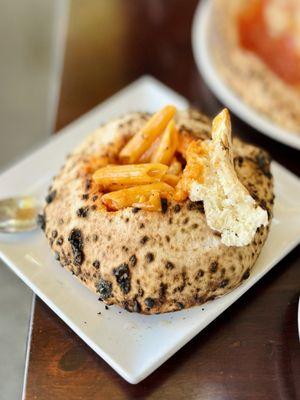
left=174, top=141, right=206, bottom=202
left=101, top=182, right=174, bottom=211
left=177, top=130, right=196, bottom=157
left=168, top=157, right=182, bottom=175
left=93, top=163, right=168, bottom=187
left=162, top=174, right=180, bottom=187
left=151, top=119, right=179, bottom=165
left=119, top=105, right=176, bottom=164
left=138, top=136, right=161, bottom=163
left=132, top=192, right=162, bottom=211
left=173, top=186, right=188, bottom=202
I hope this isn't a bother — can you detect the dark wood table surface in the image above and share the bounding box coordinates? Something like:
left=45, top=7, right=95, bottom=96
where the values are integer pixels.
left=25, top=1, right=300, bottom=399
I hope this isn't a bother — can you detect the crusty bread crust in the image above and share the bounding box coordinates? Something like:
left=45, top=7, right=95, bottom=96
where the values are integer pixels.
left=43, top=109, right=274, bottom=314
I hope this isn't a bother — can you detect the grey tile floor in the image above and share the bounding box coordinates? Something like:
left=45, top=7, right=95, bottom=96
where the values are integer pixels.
left=0, top=1, right=68, bottom=398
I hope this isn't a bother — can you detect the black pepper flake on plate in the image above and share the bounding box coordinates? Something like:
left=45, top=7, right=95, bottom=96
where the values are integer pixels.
left=97, top=279, right=112, bottom=300
left=105, top=305, right=109, bottom=310
left=76, top=206, right=89, bottom=218
left=45, top=190, right=57, bottom=204
left=145, top=252, right=154, bottom=263
left=54, top=251, right=60, bottom=261
left=113, top=263, right=131, bottom=294
left=82, top=193, right=89, bottom=200
left=160, top=198, right=168, bottom=214
left=132, top=207, right=140, bottom=214
left=144, top=297, right=155, bottom=309
left=37, top=213, right=46, bottom=230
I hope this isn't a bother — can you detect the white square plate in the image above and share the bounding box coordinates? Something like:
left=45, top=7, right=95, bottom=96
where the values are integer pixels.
left=0, top=76, right=300, bottom=384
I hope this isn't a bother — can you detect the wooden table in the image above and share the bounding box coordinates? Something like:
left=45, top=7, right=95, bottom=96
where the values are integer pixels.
left=25, top=1, right=300, bottom=399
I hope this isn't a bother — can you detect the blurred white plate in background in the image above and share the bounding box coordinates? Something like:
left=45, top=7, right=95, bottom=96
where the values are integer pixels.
left=192, top=0, right=300, bottom=150
left=0, top=76, right=300, bottom=384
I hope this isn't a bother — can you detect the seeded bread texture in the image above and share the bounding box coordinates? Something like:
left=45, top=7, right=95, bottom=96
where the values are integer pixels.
left=42, top=109, right=274, bottom=314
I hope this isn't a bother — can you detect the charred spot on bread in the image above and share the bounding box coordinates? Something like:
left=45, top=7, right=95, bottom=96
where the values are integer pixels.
left=256, top=152, right=272, bottom=178
left=76, top=206, right=89, bottom=218
left=113, top=263, right=131, bottom=294
left=37, top=213, right=46, bottom=231
left=140, top=235, right=149, bottom=245
left=145, top=252, right=154, bottom=263
left=129, top=254, right=137, bottom=267
left=210, top=262, right=218, bottom=273
left=68, top=229, right=85, bottom=266
left=176, top=302, right=184, bottom=310
left=133, top=300, right=141, bottom=313
left=219, top=279, right=229, bottom=288
left=160, top=198, right=168, bottom=214
left=174, top=204, right=181, bottom=213
left=144, top=297, right=155, bottom=309
left=45, top=190, right=57, bottom=204
left=242, top=269, right=250, bottom=280
left=97, top=279, right=112, bottom=300
left=166, top=261, right=174, bottom=270
left=56, top=236, right=64, bottom=246
left=92, top=260, right=100, bottom=269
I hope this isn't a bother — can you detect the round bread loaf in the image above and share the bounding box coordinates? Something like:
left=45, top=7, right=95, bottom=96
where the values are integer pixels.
left=42, top=109, right=274, bottom=314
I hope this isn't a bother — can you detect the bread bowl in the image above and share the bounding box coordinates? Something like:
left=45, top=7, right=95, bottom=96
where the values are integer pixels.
left=41, top=107, right=274, bottom=314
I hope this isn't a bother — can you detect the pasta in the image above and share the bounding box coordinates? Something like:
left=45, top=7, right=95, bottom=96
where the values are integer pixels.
left=138, top=136, right=161, bottom=163
left=119, top=105, right=176, bottom=164
left=151, top=119, right=179, bottom=165
left=101, top=182, right=174, bottom=211
left=93, top=163, right=168, bottom=188
left=177, top=130, right=195, bottom=157
left=168, top=157, right=182, bottom=175
left=174, top=141, right=206, bottom=201
left=162, top=174, right=180, bottom=187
